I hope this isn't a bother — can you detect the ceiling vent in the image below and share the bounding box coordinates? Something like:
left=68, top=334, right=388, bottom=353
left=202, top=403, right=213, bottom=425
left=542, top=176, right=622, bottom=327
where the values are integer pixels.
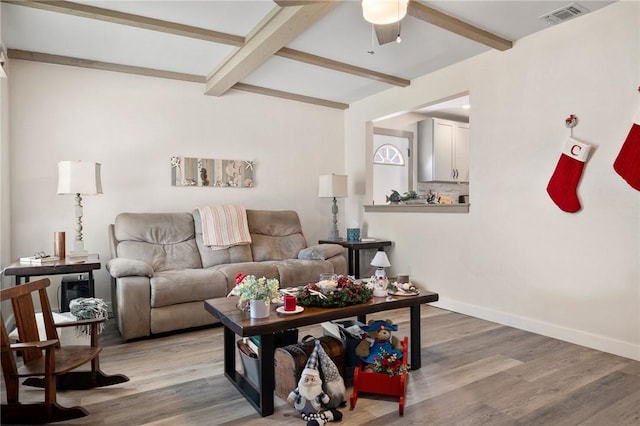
left=538, top=2, right=589, bottom=25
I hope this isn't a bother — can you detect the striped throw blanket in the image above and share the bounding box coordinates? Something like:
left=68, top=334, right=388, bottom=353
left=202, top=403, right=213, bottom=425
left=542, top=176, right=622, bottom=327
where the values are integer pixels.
left=198, top=205, right=252, bottom=250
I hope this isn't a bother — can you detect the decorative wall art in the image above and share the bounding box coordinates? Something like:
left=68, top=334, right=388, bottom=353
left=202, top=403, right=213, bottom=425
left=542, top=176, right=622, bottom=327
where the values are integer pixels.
left=171, top=156, right=254, bottom=188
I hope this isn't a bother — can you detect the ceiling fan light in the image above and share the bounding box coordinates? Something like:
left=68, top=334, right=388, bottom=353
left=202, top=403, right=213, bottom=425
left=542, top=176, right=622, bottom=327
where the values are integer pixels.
left=362, top=0, right=409, bottom=25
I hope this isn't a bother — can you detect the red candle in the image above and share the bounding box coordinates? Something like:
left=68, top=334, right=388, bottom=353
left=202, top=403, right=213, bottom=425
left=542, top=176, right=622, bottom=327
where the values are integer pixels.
left=284, top=295, right=297, bottom=311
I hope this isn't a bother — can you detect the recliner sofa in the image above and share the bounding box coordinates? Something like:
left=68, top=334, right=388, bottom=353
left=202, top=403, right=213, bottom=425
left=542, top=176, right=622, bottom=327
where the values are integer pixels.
left=107, top=209, right=346, bottom=340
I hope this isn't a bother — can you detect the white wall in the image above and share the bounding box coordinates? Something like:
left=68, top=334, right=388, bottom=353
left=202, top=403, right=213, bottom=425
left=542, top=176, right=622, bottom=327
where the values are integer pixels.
left=0, top=4, right=12, bottom=290
left=346, top=1, right=639, bottom=360
left=7, top=62, right=345, bottom=305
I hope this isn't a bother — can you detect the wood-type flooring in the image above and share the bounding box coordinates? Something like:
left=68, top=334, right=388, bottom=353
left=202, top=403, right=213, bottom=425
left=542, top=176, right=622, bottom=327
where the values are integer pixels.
left=2, top=305, right=639, bottom=425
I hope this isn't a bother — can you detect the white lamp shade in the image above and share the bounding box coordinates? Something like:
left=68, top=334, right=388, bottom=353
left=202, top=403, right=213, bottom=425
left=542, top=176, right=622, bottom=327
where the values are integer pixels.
left=362, top=0, right=409, bottom=25
left=318, top=174, right=348, bottom=198
left=371, top=251, right=391, bottom=268
left=57, top=161, right=103, bottom=195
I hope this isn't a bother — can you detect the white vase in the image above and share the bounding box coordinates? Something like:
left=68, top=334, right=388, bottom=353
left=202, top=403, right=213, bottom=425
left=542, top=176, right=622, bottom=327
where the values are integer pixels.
left=249, top=299, right=270, bottom=319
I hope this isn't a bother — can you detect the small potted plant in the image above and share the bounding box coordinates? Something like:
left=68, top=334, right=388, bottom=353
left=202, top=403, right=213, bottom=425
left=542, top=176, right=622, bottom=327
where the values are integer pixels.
left=229, top=273, right=280, bottom=318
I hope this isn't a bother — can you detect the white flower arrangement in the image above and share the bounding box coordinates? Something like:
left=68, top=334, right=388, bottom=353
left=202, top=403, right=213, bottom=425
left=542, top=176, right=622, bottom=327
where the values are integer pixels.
left=228, top=273, right=280, bottom=309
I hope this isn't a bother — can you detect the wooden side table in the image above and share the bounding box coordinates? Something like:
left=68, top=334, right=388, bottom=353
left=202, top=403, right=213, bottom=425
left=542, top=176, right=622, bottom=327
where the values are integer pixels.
left=319, top=239, right=392, bottom=278
left=3, top=255, right=101, bottom=296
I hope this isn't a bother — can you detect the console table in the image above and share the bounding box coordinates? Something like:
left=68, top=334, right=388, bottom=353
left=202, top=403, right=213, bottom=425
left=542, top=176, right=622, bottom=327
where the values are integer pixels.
left=204, top=291, right=438, bottom=416
left=3, top=255, right=101, bottom=293
left=319, top=238, right=392, bottom=278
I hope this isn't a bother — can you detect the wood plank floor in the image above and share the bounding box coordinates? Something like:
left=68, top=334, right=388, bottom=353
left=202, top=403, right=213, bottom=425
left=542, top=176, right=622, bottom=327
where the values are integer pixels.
left=3, top=305, right=639, bottom=425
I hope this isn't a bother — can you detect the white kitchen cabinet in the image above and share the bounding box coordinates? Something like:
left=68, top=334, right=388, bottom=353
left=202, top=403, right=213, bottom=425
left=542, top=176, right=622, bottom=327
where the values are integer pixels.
left=418, top=117, right=469, bottom=182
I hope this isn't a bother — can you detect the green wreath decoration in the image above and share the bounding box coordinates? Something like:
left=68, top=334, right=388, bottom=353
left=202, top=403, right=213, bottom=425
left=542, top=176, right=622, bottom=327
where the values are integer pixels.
left=297, top=275, right=373, bottom=308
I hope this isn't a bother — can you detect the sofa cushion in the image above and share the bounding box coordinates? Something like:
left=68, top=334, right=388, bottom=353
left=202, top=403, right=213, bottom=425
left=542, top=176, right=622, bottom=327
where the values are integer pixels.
left=275, top=259, right=338, bottom=287
left=214, top=262, right=280, bottom=291
left=150, top=269, right=228, bottom=308
left=114, top=212, right=202, bottom=272
left=247, top=210, right=307, bottom=261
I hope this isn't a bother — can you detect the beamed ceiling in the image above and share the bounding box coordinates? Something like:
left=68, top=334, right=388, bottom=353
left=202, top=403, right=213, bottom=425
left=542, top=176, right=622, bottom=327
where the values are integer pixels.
left=2, top=0, right=615, bottom=109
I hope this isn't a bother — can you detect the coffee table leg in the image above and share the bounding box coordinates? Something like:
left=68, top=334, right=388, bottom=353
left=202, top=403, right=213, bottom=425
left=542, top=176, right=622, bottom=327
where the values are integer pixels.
left=224, top=327, right=236, bottom=375
left=259, top=333, right=275, bottom=416
left=409, top=304, right=421, bottom=370
left=223, top=328, right=274, bottom=416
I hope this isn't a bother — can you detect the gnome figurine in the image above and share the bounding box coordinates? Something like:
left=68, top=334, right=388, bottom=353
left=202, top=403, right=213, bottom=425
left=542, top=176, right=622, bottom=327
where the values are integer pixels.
left=287, top=340, right=343, bottom=426
left=315, top=339, right=346, bottom=409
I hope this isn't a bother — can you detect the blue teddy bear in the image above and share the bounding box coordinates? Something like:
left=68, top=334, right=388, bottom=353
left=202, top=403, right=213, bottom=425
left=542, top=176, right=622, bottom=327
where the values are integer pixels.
left=355, top=319, right=403, bottom=369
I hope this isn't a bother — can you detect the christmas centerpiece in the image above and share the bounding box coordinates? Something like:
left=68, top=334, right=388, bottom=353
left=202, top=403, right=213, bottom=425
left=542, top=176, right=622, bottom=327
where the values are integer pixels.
left=228, top=273, right=280, bottom=318
left=297, top=274, right=372, bottom=308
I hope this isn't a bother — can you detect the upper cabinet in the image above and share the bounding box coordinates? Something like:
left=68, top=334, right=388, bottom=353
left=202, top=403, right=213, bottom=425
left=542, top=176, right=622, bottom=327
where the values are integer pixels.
left=418, top=117, right=470, bottom=182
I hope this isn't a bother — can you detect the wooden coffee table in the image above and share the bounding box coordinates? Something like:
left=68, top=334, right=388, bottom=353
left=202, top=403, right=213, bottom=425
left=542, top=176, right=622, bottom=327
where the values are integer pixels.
left=204, top=291, right=439, bottom=416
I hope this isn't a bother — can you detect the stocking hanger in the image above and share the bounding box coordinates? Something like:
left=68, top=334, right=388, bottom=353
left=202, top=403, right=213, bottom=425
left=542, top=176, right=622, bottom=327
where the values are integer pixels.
left=565, top=114, right=578, bottom=136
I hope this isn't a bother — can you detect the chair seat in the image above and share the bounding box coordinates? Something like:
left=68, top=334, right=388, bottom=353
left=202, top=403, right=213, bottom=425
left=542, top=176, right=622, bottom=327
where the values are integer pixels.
left=17, top=345, right=102, bottom=377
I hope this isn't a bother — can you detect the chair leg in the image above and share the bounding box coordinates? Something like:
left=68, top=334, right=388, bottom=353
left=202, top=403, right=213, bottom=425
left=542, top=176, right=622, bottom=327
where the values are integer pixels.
left=23, top=369, right=130, bottom=390
left=91, top=352, right=100, bottom=385
left=5, top=376, right=20, bottom=404
left=44, top=344, right=56, bottom=417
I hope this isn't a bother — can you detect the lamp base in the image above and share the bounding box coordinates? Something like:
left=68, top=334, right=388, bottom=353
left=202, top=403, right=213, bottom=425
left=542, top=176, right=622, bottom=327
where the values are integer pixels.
left=68, top=250, right=88, bottom=260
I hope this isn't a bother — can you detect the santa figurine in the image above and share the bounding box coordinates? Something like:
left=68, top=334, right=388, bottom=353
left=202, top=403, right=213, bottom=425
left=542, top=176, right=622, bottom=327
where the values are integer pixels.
left=287, top=340, right=343, bottom=426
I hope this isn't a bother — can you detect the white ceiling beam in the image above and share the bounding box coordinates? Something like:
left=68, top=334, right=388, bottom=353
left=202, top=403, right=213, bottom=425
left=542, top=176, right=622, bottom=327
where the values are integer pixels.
left=276, top=47, right=409, bottom=87
left=8, top=49, right=348, bottom=110
left=408, top=0, right=513, bottom=51
left=204, top=2, right=338, bottom=97
left=233, top=83, right=348, bottom=110
left=2, top=0, right=245, bottom=46
left=8, top=49, right=206, bottom=83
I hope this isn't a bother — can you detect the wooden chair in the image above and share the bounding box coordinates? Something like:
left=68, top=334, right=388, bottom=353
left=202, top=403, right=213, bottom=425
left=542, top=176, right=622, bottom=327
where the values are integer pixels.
left=1, top=278, right=129, bottom=424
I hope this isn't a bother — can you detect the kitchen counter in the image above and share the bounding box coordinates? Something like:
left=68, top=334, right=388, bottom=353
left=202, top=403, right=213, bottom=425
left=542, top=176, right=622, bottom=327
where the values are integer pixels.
left=363, top=203, right=470, bottom=213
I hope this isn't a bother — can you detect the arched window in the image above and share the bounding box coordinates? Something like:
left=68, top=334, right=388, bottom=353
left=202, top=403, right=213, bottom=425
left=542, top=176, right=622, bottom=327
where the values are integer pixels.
left=374, top=144, right=405, bottom=165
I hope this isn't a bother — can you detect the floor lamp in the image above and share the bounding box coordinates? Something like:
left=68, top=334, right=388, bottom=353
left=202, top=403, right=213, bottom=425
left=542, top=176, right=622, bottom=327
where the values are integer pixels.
left=318, top=174, right=348, bottom=241
left=57, top=161, right=103, bottom=258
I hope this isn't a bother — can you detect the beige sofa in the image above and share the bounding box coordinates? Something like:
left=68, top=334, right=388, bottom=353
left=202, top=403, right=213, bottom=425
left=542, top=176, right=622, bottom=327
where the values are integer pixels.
left=107, top=209, right=346, bottom=340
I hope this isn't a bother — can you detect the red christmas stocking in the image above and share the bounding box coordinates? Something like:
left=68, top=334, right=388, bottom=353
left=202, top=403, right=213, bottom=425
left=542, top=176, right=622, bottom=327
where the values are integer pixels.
left=546, top=137, right=592, bottom=213
left=613, top=123, right=640, bottom=190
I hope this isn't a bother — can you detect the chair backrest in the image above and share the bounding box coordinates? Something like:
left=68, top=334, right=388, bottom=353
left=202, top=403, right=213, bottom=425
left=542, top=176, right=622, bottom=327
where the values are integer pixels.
left=0, top=278, right=59, bottom=365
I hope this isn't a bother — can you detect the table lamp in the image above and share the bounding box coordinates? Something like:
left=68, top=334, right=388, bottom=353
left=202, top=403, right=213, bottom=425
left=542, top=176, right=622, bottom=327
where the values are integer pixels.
left=318, top=174, right=348, bottom=240
left=371, top=251, right=391, bottom=279
left=57, top=161, right=102, bottom=258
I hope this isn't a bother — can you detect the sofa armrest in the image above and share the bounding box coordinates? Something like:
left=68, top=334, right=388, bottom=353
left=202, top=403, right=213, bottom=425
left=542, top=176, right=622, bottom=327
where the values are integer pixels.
left=298, top=244, right=344, bottom=260
left=107, top=258, right=154, bottom=278
left=113, top=276, right=152, bottom=340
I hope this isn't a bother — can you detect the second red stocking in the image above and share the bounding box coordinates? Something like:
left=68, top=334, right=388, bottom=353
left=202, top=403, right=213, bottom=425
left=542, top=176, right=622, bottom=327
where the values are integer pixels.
left=613, top=123, right=640, bottom=190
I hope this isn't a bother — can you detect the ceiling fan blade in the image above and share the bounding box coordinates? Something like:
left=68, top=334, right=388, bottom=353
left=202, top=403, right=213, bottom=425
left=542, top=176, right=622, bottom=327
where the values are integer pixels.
left=375, top=23, right=400, bottom=45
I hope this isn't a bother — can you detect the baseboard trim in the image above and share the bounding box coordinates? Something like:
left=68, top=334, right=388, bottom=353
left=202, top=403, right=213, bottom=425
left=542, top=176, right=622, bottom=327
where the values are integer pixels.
left=431, top=298, right=640, bottom=361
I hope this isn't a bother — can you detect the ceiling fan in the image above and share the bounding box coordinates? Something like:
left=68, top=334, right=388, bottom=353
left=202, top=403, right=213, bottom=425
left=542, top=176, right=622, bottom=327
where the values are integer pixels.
left=362, top=0, right=408, bottom=45
left=275, top=0, right=512, bottom=50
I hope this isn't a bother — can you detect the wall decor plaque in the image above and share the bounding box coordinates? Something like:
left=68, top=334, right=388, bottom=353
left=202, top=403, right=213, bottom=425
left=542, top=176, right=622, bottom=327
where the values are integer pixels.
left=171, top=156, right=254, bottom=188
